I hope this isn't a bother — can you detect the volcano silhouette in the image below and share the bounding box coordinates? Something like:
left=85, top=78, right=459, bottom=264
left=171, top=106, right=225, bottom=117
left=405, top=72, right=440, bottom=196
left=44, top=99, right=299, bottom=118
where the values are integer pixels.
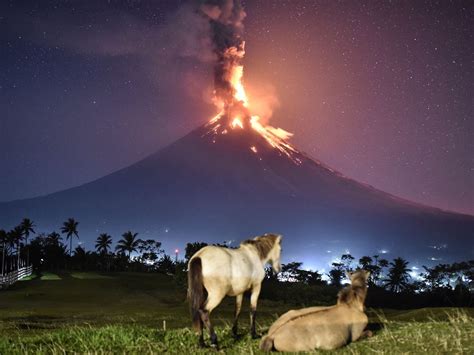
left=1, top=122, right=473, bottom=265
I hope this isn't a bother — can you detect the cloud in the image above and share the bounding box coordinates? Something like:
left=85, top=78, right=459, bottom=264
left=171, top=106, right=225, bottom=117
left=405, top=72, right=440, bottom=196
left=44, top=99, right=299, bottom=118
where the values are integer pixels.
left=8, top=3, right=214, bottom=61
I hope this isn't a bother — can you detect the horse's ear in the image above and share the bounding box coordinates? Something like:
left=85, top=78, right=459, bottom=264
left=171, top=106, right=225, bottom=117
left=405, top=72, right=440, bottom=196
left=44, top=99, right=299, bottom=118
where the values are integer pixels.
left=365, top=270, right=371, bottom=279
left=276, top=235, right=282, bottom=244
left=345, top=271, right=352, bottom=280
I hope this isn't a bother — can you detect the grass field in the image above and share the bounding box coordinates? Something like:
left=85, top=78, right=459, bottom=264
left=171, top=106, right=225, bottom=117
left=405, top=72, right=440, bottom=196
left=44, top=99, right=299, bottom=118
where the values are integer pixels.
left=1, top=271, right=473, bottom=353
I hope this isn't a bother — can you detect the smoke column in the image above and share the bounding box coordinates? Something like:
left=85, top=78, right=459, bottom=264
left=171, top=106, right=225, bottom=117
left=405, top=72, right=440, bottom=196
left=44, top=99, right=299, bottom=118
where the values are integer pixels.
left=199, top=0, right=246, bottom=109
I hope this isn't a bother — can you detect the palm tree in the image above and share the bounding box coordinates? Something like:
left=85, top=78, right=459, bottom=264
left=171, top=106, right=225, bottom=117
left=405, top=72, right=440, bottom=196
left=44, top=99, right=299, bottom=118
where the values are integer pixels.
left=47, top=231, right=62, bottom=245
left=0, top=229, right=7, bottom=276
left=4, top=230, right=16, bottom=272
left=385, top=257, right=411, bottom=293
left=61, top=218, right=79, bottom=256
left=341, top=253, right=355, bottom=271
left=20, top=218, right=35, bottom=266
left=116, top=231, right=139, bottom=259
left=45, top=232, right=65, bottom=270
left=328, top=262, right=345, bottom=286
left=95, top=234, right=112, bottom=255
left=359, top=256, right=373, bottom=269
left=9, top=226, right=24, bottom=270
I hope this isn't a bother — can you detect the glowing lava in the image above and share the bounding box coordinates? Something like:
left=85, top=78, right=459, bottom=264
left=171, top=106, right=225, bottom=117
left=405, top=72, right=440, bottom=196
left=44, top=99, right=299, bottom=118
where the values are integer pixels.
left=206, top=44, right=301, bottom=164
left=231, top=117, right=244, bottom=129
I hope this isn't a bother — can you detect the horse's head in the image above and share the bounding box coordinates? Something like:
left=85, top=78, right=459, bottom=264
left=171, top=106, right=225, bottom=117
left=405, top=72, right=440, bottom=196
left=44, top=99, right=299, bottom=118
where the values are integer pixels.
left=266, top=234, right=282, bottom=273
left=242, top=234, right=283, bottom=273
left=338, top=269, right=370, bottom=310
left=346, top=269, right=370, bottom=287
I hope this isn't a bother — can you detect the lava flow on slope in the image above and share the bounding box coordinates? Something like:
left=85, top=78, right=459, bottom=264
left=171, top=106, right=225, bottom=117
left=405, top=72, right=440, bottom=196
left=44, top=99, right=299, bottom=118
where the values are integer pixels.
left=200, top=3, right=301, bottom=164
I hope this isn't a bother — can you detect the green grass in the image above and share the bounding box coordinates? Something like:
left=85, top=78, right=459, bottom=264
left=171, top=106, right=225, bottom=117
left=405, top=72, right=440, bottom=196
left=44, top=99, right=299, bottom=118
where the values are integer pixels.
left=19, top=273, right=39, bottom=282
left=1, top=271, right=473, bottom=353
left=39, top=272, right=62, bottom=280
left=70, top=272, right=115, bottom=280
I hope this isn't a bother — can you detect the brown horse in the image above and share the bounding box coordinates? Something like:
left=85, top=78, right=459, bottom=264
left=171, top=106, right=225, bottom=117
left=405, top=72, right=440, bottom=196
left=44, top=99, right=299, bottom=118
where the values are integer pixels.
left=260, top=270, right=372, bottom=352
left=187, top=234, right=282, bottom=348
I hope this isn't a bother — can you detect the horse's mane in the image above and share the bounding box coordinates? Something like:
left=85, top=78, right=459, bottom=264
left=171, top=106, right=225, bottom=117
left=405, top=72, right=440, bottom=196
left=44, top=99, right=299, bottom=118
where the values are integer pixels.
left=241, top=234, right=279, bottom=260
left=337, top=272, right=368, bottom=306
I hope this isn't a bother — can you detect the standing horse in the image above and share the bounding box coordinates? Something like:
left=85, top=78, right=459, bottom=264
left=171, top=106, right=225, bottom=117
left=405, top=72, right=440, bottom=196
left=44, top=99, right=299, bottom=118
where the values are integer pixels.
left=260, top=270, right=372, bottom=352
left=187, top=233, right=282, bottom=347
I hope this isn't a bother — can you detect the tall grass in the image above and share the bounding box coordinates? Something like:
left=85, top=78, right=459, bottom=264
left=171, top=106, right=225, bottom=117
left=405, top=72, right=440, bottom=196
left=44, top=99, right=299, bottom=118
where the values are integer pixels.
left=1, top=309, right=472, bottom=354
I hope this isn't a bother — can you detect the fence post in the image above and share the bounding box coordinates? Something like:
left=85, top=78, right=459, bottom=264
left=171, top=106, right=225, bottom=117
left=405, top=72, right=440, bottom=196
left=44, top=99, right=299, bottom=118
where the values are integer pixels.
left=0, top=258, right=32, bottom=289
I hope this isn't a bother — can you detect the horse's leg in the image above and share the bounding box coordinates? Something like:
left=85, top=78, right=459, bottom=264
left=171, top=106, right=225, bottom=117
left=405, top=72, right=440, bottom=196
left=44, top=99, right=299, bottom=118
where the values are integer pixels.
left=201, top=290, right=225, bottom=348
left=198, top=317, right=205, bottom=347
left=249, top=283, right=261, bottom=339
left=232, top=293, right=243, bottom=338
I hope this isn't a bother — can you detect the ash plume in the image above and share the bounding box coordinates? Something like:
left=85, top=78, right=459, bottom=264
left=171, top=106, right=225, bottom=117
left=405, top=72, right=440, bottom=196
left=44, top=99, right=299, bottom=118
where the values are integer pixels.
left=198, top=0, right=247, bottom=108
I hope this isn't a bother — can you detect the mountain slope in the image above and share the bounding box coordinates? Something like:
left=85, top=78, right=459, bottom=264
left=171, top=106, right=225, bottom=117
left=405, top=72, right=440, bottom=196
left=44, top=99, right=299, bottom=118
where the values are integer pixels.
left=1, top=123, right=472, bottom=266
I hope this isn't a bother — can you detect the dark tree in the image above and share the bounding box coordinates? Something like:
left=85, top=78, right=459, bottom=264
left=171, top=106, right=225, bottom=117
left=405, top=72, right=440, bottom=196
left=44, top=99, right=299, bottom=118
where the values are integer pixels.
left=280, top=262, right=304, bottom=282
left=421, top=265, right=446, bottom=290
left=358, top=256, right=386, bottom=285
left=264, top=265, right=279, bottom=281
left=28, top=233, right=46, bottom=270
left=369, top=255, right=389, bottom=285
left=61, top=218, right=79, bottom=256
left=341, top=253, right=355, bottom=271
left=47, top=231, right=62, bottom=245
left=44, top=232, right=67, bottom=270
left=157, top=254, right=175, bottom=274
left=0, top=229, right=7, bottom=275
left=72, top=245, right=87, bottom=270
left=136, top=239, right=163, bottom=265
left=95, top=233, right=113, bottom=255
left=297, top=269, right=325, bottom=285
left=9, top=226, right=24, bottom=269
left=385, top=257, right=411, bottom=293
left=359, top=256, right=373, bottom=269
left=328, top=262, right=345, bottom=286
left=116, top=231, right=139, bottom=259
left=185, top=242, right=208, bottom=261
left=20, top=218, right=35, bottom=266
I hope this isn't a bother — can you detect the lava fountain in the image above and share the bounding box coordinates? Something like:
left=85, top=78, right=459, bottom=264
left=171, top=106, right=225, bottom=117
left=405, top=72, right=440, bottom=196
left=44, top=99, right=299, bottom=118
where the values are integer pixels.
left=201, top=0, right=301, bottom=164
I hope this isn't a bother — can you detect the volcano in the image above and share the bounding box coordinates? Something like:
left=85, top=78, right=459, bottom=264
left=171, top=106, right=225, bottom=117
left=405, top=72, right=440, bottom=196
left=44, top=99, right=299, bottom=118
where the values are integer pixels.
left=1, top=122, right=473, bottom=267
left=2, top=0, right=473, bottom=267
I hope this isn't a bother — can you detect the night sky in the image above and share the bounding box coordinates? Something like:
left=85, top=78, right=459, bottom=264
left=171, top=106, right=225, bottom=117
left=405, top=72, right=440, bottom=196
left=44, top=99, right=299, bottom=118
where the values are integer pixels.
left=1, top=0, right=472, bottom=215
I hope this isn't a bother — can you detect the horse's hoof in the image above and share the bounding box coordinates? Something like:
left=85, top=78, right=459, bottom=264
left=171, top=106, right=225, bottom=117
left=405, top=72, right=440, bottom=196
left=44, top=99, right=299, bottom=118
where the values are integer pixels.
left=251, top=333, right=261, bottom=339
left=210, top=342, right=219, bottom=350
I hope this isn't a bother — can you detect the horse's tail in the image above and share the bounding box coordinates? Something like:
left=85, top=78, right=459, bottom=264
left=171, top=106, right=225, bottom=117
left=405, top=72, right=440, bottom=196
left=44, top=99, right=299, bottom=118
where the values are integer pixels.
left=187, top=256, right=205, bottom=330
left=260, top=335, right=275, bottom=352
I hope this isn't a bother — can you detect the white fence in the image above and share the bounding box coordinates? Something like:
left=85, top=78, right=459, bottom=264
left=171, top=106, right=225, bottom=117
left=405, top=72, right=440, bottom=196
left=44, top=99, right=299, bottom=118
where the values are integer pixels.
left=0, top=265, right=33, bottom=289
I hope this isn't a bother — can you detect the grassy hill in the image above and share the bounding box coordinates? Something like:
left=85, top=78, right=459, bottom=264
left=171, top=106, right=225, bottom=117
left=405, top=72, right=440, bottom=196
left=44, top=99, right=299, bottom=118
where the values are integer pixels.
left=1, top=272, right=473, bottom=353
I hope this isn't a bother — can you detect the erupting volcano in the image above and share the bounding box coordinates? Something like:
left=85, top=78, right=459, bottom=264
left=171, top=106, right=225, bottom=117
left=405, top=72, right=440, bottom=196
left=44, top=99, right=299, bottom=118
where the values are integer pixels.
left=0, top=0, right=473, bottom=268
left=200, top=0, right=300, bottom=163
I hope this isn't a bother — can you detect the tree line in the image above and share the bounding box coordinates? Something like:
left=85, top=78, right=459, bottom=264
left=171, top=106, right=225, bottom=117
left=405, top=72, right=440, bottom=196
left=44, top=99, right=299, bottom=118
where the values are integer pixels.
left=1, top=218, right=473, bottom=306
left=0, top=218, right=167, bottom=274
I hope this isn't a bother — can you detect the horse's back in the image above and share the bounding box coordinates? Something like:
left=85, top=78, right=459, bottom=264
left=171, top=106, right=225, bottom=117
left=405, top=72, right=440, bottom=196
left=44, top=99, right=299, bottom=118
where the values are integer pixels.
left=193, top=246, right=233, bottom=276
left=272, top=305, right=365, bottom=351
left=192, top=246, right=257, bottom=296
left=268, top=306, right=333, bottom=336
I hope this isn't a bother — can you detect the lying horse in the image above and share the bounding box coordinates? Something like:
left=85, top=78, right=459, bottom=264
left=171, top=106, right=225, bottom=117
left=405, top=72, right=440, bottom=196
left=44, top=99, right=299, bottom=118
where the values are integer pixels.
left=260, top=270, right=372, bottom=352
left=187, top=233, right=282, bottom=347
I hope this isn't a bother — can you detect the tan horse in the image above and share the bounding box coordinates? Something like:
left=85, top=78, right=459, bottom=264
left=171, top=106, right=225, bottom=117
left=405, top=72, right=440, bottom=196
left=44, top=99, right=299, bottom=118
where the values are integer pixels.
left=260, top=270, right=372, bottom=352
left=187, top=233, right=282, bottom=347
